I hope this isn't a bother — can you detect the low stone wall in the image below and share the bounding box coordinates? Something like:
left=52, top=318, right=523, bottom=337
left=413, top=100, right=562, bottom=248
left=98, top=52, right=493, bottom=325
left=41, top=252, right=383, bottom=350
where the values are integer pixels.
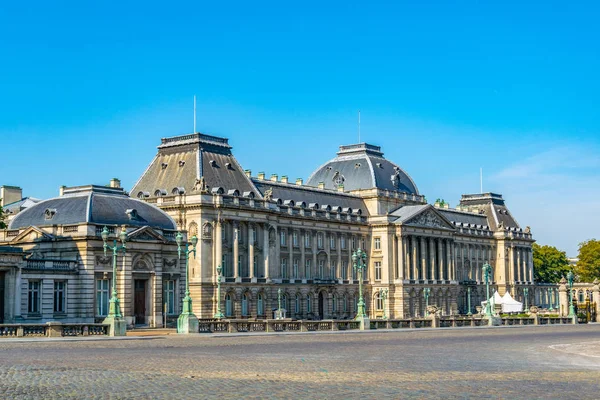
left=0, top=322, right=109, bottom=338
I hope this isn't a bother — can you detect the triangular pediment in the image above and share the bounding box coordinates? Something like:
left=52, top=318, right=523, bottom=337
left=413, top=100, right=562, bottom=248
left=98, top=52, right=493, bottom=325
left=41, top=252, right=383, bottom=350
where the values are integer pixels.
left=11, top=226, right=55, bottom=243
left=127, top=226, right=169, bottom=243
left=398, top=207, right=455, bottom=230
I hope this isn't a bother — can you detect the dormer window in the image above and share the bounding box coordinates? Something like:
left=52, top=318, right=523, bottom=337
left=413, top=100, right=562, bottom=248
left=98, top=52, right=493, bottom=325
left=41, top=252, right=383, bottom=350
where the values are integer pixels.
left=44, top=208, right=57, bottom=220
left=161, top=162, right=168, bottom=170
left=209, top=160, right=217, bottom=167
left=178, top=160, right=185, bottom=167
left=125, top=209, right=139, bottom=220
left=225, top=162, right=233, bottom=170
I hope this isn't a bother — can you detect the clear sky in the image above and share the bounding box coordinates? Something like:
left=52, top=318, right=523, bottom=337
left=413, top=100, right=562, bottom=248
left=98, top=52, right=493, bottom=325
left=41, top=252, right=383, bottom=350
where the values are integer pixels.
left=1, top=1, right=598, bottom=256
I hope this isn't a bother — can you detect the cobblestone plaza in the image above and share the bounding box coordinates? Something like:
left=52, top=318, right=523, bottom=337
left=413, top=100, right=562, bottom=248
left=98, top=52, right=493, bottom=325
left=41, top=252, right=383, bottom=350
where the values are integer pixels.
left=1, top=325, right=600, bottom=399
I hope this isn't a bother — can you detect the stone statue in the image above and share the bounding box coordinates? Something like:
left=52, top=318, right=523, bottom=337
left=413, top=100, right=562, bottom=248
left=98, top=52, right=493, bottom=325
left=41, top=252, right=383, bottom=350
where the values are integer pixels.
left=193, top=176, right=209, bottom=193
left=524, top=226, right=531, bottom=234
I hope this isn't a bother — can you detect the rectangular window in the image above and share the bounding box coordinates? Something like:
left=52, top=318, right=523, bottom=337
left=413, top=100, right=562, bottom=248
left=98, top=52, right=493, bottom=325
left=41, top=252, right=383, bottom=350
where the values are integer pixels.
left=352, top=237, right=356, bottom=250
left=281, top=258, right=288, bottom=279
left=53, top=281, right=67, bottom=314
left=342, top=260, right=347, bottom=280
left=341, top=236, right=346, bottom=250
left=374, top=237, right=381, bottom=250
left=280, top=230, right=287, bottom=246
left=305, top=234, right=311, bottom=248
left=252, top=228, right=257, bottom=244
left=375, top=261, right=382, bottom=281
left=330, top=235, right=336, bottom=249
left=253, top=256, right=258, bottom=273
left=318, top=260, right=325, bottom=278
left=317, top=233, right=323, bottom=249
left=293, top=231, right=298, bottom=247
left=28, top=281, right=41, bottom=314
left=96, top=279, right=110, bottom=316
left=293, top=259, right=299, bottom=278
left=305, top=259, right=311, bottom=279
left=163, top=280, right=176, bottom=314
left=222, top=255, right=228, bottom=277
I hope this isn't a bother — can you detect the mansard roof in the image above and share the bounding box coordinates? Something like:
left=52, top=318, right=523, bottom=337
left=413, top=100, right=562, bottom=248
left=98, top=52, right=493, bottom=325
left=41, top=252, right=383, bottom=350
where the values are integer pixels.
left=252, top=180, right=369, bottom=215
left=131, top=133, right=259, bottom=199
left=306, top=143, right=419, bottom=194
left=9, top=185, right=176, bottom=231
left=458, top=193, right=520, bottom=230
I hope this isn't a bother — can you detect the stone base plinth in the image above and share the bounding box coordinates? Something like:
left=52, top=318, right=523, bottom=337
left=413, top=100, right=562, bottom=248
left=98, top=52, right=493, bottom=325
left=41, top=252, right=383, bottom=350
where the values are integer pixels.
left=483, top=315, right=502, bottom=326
left=177, top=313, right=199, bottom=334
left=356, top=315, right=370, bottom=330
left=103, top=316, right=127, bottom=336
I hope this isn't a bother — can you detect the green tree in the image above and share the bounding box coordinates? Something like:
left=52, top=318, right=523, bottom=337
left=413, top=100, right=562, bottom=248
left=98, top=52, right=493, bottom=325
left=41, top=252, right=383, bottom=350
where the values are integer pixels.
left=0, top=200, right=6, bottom=229
left=576, top=239, right=600, bottom=282
left=533, top=243, right=570, bottom=283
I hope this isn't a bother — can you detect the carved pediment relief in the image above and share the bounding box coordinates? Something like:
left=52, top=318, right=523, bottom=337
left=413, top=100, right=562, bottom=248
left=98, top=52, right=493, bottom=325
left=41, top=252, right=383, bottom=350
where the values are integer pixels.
left=96, top=256, right=111, bottom=265
left=405, top=209, right=453, bottom=230
left=11, top=226, right=54, bottom=243
left=127, top=226, right=166, bottom=242
left=163, top=258, right=178, bottom=268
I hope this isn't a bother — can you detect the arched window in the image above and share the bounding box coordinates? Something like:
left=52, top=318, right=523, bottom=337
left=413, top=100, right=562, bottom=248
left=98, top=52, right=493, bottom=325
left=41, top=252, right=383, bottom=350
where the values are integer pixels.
left=257, top=293, right=264, bottom=317
left=306, top=294, right=312, bottom=313
left=241, top=293, right=249, bottom=317
left=295, top=294, right=300, bottom=314
left=225, top=294, right=233, bottom=317
left=353, top=295, right=358, bottom=313
left=332, top=294, right=337, bottom=313
left=579, top=290, right=584, bottom=302
left=343, top=294, right=348, bottom=313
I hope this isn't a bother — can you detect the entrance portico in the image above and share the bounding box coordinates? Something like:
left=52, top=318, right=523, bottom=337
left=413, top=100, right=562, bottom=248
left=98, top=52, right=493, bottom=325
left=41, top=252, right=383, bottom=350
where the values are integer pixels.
left=0, top=247, right=25, bottom=323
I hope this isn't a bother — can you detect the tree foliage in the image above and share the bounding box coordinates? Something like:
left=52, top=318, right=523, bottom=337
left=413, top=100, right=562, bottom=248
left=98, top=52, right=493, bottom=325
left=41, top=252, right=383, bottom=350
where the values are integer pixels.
left=533, top=243, right=570, bottom=283
left=575, top=239, right=600, bottom=282
left=0, top=200, right=6, bottom=229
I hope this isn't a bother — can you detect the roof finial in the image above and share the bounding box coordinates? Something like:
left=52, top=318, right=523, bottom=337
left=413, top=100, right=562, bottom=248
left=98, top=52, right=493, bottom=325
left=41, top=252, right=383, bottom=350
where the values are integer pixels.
left=193, top=95, right=197, bottom=134
left=358, top=110, right=361, bottom=143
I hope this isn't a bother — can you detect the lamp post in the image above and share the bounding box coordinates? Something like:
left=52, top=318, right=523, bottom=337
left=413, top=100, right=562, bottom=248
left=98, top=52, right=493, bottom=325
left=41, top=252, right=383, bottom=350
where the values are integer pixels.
left=549, top=288, right=555, bottom=311
left=482, top=263, right=492, bottom=316
left=523, top=287, right=529, bottom=312
left=101, top=226, right=128, bottom=336
left=176, top=231, right=199, bottom=334
left=567, top=271, right=575, bottom=318
left=467, top=286, right=472, bottom=316
left=423, top=288, right=431, bottom=316
left=381, top=288, right=389, bottom=320
left=276, top=288, right=283, bottom=319
left=214, top=265, right=224, bottom=319
left=352, top=248, right=370, bottom=329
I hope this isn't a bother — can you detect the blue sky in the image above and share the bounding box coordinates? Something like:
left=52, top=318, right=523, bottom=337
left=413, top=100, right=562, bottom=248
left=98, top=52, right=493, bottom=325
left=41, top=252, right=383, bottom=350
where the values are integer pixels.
left=1, top=1, right=598, bottom=256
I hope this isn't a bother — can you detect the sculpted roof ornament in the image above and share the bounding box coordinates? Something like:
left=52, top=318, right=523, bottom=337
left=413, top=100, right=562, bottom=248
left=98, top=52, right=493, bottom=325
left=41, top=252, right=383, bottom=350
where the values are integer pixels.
left=559, top=276, right=567, bottom=285
left=193, top=176, right=209, bottom=193
left=263, top=188, right=273, bottom=201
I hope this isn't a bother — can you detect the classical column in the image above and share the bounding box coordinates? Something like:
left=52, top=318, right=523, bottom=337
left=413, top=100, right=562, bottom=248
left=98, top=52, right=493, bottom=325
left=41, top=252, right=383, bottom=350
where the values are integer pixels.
left=348, top=235, right=353, bottom=279
left=337, top=234, right=342, bottom=280
left=528, top=248, right=534, bottom=283
left=215, top=219, right=223, bottom=278
left=392, top=234, right=398, bottom=280
left=516, top=247, right=522, bottom=282
left=429, top=238, right=436, bottom=280
left=300, top=230, right=306, bottom=279
left=412, top=236, right=418, bottom=280
left=398, top=235, right=405, bottom=280
left=263, top=223, right=270, bottom=281
left=248, top=224, right=255, bottom=279
left=233, top=221, right=240, bottom=281
left=437, top=238, right=443, bottom=282
left=420, top=237, right=427, bottom=281
left=288, top=229, right=294, bottom=279
left=445, top=240, right=451, bottom=281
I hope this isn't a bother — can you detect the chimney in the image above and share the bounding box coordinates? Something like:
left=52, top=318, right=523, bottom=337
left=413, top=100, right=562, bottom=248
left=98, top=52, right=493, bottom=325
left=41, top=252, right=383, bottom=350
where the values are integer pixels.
left=59, top=186, right=66, bottom=196
left=244, top=169, right=252, bottom=178
left=109, top=178, right=121, bottom=188
left=270, top=174, right=278, bottom=182
left=258, top=172, right=265, bottom=180
left=0, top=186, right=22, bottom=207
left=281, top=176, right=288, bottom=184
left=296, top=178, right=303, bottom=186
left=318, top=182, right=325, bottom=189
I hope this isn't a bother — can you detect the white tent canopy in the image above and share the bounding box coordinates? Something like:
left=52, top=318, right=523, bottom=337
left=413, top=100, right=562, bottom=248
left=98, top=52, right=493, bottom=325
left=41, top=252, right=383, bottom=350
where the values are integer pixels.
left=481, top=291, right=523, bottom=313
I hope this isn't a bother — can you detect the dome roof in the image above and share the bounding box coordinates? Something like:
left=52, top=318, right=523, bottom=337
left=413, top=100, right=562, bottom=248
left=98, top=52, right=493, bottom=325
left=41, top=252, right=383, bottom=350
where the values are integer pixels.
left=9, top=185, right=176, bottom=231
left=306, top=143, right=419, bottom=194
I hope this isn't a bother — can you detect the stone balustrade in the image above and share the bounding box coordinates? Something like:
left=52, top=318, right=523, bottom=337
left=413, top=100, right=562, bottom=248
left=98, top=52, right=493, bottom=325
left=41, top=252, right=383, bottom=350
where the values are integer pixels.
left=0, top=322, right=109, bottom=338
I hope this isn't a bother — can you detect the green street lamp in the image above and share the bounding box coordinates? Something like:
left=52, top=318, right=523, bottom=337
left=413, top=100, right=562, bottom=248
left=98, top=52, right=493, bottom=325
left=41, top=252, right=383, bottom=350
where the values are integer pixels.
left=523, top=287, right=529, bottom=312
left=423, top=288, right=431, bottom=316
left=101, top=226, right=128, bottom=336
left=277, top=288, right=283, bottom=319
left=381, top=288, right=389, bottom=320
left=352, top=248, right=368, bottom=319
left=482, top=263, right=493, bottom=316
left=567, top=271, right=576, bottom=318
left=176, top=231, right=199, bottom=334
left=549, top=288, right=555, bottom=311
left=467, top=286, right=472, bottom=316
left=214, top=265, right=224, bottom=319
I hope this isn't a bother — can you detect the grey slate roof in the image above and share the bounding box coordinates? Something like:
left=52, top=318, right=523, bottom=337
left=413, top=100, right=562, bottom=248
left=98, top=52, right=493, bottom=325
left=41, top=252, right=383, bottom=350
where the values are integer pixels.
left=9, top=186, right=176, bottom=230
left=252, top=180, right=369, bottom=215
left=438, top=209, right=488, bottom=226
left=131, top=133, right=259, bottom=198
left=458, top=193, right=520, bottom=230
left=306, top=143, right=419, bottom=194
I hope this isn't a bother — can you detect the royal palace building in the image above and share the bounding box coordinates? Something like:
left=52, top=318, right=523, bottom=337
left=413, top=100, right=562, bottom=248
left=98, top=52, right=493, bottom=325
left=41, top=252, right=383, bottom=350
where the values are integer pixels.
left=1, top=132, right=536, bottom=326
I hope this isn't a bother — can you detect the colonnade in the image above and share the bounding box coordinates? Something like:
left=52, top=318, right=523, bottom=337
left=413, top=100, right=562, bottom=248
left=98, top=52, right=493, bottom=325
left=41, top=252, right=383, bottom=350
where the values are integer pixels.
left=399, top=236, right=454, bottom=281
left=510, top=246, right=533, bottom=283
left=454, top=243, right=495, bottom=283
